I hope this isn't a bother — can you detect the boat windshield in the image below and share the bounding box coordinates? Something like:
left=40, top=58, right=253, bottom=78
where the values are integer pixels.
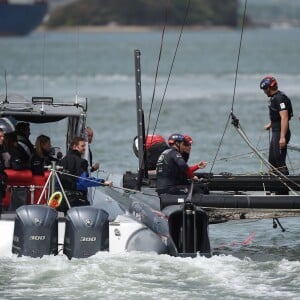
left=0, top=94, right=87, bottom=155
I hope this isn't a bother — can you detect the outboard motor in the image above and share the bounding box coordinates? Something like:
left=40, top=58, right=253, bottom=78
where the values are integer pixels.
left=63, top=206, right=109, bottom=259
left=12, top=205, right=58, bottom=258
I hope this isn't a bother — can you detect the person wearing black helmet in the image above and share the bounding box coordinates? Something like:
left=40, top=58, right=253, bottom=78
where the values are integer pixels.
left=156, top=133, right=207, bottom=195
left=260, top=75, right=293, bottom=175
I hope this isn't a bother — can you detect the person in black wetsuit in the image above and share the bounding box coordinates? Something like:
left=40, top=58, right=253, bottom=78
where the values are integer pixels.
left=31, top=135, right=57, bottom=175
left=156, top=133, right=207, bottom=195
left=3, top=131, right=30, bottom=169
left=15, top=122, right=34, bottom=166
left=132, top=134, right=169, bottom=174
left=59, top=136, right=112, bottom=210
left=260, top=75, right=293, bottom=175
left=180, top=134, right=193, bottom=163
left=145, top=134, right=169, bottom=173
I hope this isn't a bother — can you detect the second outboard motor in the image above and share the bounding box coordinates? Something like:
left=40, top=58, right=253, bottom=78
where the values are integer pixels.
left=12, top=205, right=58, bottom=258
left=63, top=206, right=109, bottom=259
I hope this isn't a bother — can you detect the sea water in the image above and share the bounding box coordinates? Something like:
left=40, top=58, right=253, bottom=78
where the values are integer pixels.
left=1, top=27, right=300, bottom=299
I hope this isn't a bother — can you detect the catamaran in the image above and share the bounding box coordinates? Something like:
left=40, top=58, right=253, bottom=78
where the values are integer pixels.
left=1, top=48, right=300, bottom=260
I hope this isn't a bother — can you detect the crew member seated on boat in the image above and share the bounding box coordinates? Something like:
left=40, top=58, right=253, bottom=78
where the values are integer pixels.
left=3, top=131, right=30, bottom=169
left=0, top=128, right=8, bottom=215
left=59, top=136, right=112, bottom=211
left=133, top=134, right=169, bottom=174
left=15, top=122, right=34, bottom=166
left=156, top=133, right=207, bottom=195
left=181, top=134, right=193, bottom=162
left=178, top=134, right=201, bottom=181
left=145, top=134, right=169, bottom=173
left=31, top=135, right=58, bottom=175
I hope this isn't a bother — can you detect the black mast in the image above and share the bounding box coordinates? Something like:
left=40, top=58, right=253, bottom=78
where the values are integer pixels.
left=134, top=49, right=147, bottom=190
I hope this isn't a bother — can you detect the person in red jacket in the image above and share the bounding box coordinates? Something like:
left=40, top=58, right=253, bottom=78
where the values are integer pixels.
left=168, top=133, right=204, bottom=181
left=156, top=133, right=207, bottom=195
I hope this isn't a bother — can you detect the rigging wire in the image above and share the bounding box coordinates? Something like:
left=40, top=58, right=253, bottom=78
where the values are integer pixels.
left=152, top=0, right=191, bottom=135
left=230, top=0, right=247, bottom=114
left=145, top=6, right=168, bottom=140
left=75, top=28, right=80, bottom=102
left=208, top=0, right=248, bottom=174
left=137, top=0, right=190, bottom=171
left=208, top=114, right=231, bottom=175
left=55, top=169, right=160, bottom=197
left=206, top=147, right=268, bottom=165
left=220, top=0, right=300, bottom=193
left=232, top=116, right=299, bottom=194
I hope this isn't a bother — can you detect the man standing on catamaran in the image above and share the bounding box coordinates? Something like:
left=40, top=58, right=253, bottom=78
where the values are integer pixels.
left=260, top=75, right=293, bottom=175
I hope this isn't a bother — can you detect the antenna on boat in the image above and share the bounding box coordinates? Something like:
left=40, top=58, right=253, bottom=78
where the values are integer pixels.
left=41, top=32, right=46, bottom=97
left=75, top=28, right=80, bottom=106
left=134, top=49, right=148, bottom=190
left=3, top=70, right=8, bottom=103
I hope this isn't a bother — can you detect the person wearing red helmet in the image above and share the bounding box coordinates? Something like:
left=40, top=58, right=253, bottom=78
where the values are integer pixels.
left=132, top=134, right=169, bottom=173
left=145, top=134, right=169, bottom=172
left=260, top=75, right=293, bottom=175
left=156, top=133, right=207, bottom=195
left=168, top=133, right=199, bottom=177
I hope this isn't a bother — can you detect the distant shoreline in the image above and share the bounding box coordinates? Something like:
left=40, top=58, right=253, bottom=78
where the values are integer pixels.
left=38, top=24, right=235, bottom=33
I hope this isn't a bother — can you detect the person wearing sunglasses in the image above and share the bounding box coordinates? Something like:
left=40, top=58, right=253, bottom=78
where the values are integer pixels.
left=260, top=75, right=293, bottom=175
left=181, top=134, right=193, bottom=163
left=156, top=133, right=207, bottom=195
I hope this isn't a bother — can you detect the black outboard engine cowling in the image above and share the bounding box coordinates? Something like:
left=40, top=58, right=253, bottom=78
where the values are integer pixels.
left=12, top=205, right=58, bottom=258
left=63, top=206, right=109, bottom=259
left=163, top=201, right=211, bottom=257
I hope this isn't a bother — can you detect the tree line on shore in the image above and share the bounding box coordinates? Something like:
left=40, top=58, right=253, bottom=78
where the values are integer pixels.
left=46, top=0, right=240, bottom=28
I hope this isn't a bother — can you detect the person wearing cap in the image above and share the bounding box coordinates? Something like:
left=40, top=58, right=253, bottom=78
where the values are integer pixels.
left=156, top=133, right=207, bottom=195
left=260, top=75, right=293, bottom=175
